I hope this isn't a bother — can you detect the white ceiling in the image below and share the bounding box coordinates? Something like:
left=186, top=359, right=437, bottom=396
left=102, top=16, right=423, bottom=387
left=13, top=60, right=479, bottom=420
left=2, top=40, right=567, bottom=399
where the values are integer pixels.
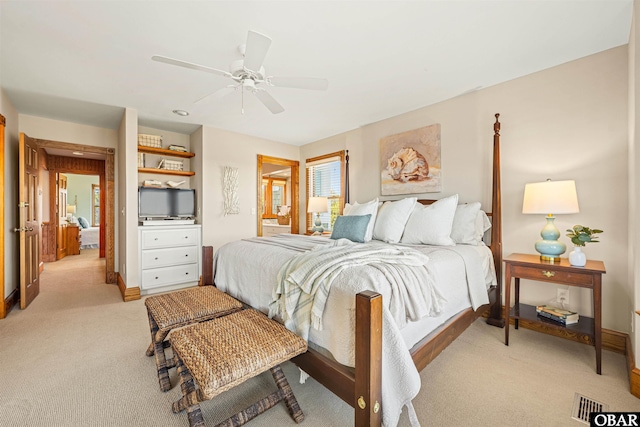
left=0, top=1, right=633, bottom=146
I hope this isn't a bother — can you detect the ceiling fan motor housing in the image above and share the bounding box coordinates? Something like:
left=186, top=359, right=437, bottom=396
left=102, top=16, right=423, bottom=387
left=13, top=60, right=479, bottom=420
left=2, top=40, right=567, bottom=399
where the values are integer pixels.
left=230, top=59, right=265, bottom=83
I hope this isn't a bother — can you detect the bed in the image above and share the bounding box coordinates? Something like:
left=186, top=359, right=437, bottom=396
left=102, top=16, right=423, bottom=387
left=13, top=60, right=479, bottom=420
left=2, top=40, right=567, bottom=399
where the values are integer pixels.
left=212, top=114, right=504, bottom=427
left=79, top=226, right=100, bottom=249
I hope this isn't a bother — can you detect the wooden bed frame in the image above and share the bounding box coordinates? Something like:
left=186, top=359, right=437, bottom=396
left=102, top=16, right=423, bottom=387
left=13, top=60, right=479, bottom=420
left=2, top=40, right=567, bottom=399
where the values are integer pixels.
left=290, top=114, right=505, bottom=426
left=202, top=114, right=504, bottom=426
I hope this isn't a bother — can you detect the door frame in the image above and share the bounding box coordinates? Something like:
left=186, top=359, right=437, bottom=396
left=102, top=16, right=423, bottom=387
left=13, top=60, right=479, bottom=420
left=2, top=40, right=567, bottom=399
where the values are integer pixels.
left=257, top=155, right=299, bottom=236
left=0, top=115, right=5, bottom=318
left=39, top=138, right=116, bottom=284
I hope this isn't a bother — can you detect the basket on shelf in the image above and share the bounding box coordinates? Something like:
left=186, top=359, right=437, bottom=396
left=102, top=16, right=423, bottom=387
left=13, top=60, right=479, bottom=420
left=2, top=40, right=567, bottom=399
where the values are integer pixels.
left=277, top=216, right=290, bottom=225
left=138, top=133, right=163, bottom=148
left=158, top=159, right=184, bottom=171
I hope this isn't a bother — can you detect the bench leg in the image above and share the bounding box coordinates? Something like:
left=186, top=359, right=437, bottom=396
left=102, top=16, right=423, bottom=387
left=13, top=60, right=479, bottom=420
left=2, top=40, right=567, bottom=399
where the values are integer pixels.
left=271, top=365, right=304, bottom=423
left=148, top=312, right=174, bottom=391
left=145, top=310, right=159, bottom=357
left=172, top=355, right=205, bottom=427
left=213, top=365, right=304, bottom=427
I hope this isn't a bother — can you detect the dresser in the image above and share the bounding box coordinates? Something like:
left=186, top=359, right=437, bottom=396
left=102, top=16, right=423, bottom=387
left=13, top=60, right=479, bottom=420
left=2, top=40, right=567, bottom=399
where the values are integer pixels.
left=139, top=225, right=201, bottom=294
left=67, top=225, right=81, bottom=255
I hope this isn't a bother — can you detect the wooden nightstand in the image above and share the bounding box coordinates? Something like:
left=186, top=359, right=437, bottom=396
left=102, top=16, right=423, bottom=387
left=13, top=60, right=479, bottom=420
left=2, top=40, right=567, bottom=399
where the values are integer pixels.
left=67, top=225, right=80, bottom=255
left=503, top=253, right=606, bottom=374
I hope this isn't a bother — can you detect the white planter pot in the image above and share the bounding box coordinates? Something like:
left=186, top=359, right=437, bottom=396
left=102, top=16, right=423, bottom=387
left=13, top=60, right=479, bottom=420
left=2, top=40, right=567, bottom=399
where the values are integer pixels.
left=569, top=246, right=587, bottom=267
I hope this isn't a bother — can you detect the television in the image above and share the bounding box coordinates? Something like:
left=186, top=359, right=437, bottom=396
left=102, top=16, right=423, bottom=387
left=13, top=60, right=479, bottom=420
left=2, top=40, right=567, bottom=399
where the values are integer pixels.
left=138, top=187, right=196, bottom=219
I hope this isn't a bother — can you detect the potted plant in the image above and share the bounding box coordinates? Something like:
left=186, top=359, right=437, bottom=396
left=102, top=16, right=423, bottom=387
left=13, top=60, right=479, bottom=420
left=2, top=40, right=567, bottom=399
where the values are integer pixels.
left=565, top=225, right=603, bottom=266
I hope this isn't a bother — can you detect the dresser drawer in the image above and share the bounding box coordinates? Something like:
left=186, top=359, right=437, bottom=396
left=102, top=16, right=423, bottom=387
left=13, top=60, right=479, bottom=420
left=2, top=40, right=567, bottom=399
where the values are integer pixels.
left=141, top=263, right=199, bottom=290
left=141, top=228, right=199, bottom=249
left=510, top=265, right=595, bottom=286
left=263, top=225, right=290, bottom=237
left=141, top=246, right=198, bottom=270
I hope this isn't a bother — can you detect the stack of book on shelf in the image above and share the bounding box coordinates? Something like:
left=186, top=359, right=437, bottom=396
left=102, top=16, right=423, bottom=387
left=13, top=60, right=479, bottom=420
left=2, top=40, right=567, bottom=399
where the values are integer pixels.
left=536, top=305, right=579, bottom=325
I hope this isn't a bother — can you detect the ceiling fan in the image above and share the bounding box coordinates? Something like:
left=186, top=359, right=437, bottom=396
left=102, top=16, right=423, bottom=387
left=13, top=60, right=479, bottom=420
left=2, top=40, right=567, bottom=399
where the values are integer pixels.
left=152, top=30, right=328, bottom=114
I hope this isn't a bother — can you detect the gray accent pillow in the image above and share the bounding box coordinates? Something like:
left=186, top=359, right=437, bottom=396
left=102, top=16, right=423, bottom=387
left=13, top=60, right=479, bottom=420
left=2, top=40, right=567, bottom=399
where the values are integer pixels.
left=77, top=217, right=90, bottom=229
left=330, top=214, right=372, bottom=243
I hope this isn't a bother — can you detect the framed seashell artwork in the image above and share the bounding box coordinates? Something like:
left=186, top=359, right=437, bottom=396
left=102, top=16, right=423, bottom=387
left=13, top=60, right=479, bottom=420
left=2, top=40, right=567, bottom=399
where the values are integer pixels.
left=380, top=123, right=441, bottom=195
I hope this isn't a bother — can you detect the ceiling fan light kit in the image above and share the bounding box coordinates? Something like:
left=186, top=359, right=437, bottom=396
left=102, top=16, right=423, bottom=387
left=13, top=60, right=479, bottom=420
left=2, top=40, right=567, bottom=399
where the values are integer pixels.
left=152, top=30, right=328, bottom=115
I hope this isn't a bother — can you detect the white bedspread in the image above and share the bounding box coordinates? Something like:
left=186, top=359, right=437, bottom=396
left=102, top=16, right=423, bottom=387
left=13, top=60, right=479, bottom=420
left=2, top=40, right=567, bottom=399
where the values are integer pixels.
left=213, top=234, right=495, bottom=427
left=80, top=226, right=99, bottom=249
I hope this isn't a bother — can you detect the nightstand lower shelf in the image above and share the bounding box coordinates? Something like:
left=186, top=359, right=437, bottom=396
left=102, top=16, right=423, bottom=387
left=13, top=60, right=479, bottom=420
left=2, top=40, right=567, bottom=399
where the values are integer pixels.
left=509, top=303, right=594, bottom=343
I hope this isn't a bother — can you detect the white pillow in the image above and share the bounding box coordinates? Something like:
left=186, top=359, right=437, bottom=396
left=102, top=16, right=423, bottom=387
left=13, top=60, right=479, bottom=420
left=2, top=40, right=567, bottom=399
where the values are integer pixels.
left=475, top=210, right=492, bottom=243
left=400, top=194, right=459, bottom=246
left=451, top=202, right=482, bottom=245
left=373, top=197, right=417, bottom=243
left=343, top=198, right=379, bottom=242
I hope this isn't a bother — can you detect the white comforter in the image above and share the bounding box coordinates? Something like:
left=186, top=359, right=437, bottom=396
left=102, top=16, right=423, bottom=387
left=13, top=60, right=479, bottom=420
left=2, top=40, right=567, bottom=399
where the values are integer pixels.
left=213, top=234, right=495, bottom=427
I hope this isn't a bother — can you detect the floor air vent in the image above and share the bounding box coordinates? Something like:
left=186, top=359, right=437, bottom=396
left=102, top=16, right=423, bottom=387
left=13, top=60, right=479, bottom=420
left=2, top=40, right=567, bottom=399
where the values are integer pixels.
left=571, top=393, right=609, bottom=425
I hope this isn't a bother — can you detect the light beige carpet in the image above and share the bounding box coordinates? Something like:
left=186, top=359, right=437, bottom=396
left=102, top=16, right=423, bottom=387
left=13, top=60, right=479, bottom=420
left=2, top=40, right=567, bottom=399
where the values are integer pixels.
left=0, top=249, right=638, bottom=426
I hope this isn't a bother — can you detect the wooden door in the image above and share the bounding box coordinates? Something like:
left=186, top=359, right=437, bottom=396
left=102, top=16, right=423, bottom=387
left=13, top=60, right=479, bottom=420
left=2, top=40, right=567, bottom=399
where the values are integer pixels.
left=18, top=133, right=40, bottom=309
left=0, top=115, right=5, bottom=319
left=56, top=174, right=68, bottom=260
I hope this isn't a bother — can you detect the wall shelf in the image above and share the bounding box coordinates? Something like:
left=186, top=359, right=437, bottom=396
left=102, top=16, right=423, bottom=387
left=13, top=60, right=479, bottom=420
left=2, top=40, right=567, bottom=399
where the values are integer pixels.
left=137, top=146, right=195, bottom=158
left=138, top=168, right=195, bottom=177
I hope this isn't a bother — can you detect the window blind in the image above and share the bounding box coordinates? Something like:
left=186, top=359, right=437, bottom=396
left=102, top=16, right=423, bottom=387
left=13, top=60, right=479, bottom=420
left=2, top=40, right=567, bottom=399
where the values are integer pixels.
left=306, top=153, right=344, bottom=231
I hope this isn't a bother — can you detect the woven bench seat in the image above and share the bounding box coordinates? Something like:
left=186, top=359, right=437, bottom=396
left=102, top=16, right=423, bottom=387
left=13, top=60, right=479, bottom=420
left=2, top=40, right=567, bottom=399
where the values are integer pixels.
left=145, top=286, right=243, bottom=391
left=170, top=309, right=308, bottom=427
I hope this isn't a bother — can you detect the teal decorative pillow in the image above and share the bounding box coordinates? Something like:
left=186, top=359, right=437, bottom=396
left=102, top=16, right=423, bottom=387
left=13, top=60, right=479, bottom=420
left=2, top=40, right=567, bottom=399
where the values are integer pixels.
left=330, top=214, right=372, bottom=243
left=77, top=217, right=90, bottom=229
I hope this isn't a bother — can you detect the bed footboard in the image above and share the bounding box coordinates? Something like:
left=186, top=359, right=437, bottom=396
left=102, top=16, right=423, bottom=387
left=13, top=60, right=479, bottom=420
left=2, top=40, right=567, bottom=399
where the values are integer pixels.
left=292, top=290, right=382, bottom=427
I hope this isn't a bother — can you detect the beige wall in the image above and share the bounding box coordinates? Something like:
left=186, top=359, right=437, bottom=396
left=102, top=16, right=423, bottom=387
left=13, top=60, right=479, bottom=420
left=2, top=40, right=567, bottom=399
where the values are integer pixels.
left=301, top=46, right=630, bottom=333
left=198, top=126, right=299, bottom=251
left=118, top=108, right=138, bottom=288
left=66, top=174, right=100, bottom=223
left=19, top=115, right=118, bottom=149
left=630, top=0, right=640, bottom=367
left=1, top=88, right=19, bottom=299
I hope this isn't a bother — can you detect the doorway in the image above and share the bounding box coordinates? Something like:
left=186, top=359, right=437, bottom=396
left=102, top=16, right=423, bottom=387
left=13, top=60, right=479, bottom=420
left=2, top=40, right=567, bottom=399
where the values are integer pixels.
left=38, top=139, right=115, bottom=284
left=256, top=155, right=299, bottom=236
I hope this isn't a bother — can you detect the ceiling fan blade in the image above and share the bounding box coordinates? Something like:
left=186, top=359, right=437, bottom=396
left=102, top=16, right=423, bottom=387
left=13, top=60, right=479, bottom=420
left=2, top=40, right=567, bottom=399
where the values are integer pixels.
left=268, top=76, right=329, bottom=91
left=194, top=85, right=238, bottom=105
left=255, top=90, right=284, bottom=114
left=152, top=55, right=231, bottom=78
left=243, top=31, right=272, bottom=71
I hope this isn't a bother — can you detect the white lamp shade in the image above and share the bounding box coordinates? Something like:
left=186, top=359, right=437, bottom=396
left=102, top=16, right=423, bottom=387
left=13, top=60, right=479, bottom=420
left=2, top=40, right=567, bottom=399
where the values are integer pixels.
left=307, top=196, right=329, bottom=213
left=522, top=180, right=580, bottom=215
left=66, top=205, right=76, bottom=214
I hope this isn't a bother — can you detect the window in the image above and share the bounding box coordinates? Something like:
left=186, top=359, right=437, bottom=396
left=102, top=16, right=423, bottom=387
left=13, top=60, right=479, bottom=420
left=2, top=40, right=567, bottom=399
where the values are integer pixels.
left=306, top=151, right=346, bottom=232
left=92, top=184, right=100, bottom=226
left=262, top=178, right=287, bottom=218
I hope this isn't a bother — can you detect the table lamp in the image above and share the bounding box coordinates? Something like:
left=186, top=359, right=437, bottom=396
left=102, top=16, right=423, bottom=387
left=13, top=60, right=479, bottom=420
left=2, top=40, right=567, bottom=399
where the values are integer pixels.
left=66, top=205, right=76, bottom=222
left=307, top=196, right=328, bottom=235
left=522, top=179, right=579, bottom=262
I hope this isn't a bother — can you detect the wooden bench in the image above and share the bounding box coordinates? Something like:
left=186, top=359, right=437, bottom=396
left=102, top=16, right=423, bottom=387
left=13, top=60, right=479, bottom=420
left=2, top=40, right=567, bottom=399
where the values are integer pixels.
left=170, top=309, right=308, bottom=427
left=144, top=286, right=243, bottom=391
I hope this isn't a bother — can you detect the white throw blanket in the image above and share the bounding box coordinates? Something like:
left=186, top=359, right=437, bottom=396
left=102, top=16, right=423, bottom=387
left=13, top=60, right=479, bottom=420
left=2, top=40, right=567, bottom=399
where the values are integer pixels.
left=270, top=238, right=445, bottom=336
left=269, top=238, right=446, bottom=427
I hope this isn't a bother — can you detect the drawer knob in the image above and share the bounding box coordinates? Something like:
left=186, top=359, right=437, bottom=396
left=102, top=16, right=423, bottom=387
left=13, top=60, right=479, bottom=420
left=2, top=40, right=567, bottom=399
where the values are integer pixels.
left=154, top=257, right=158, bottom=260
left=185, top=254, right=188, bottom=257
left=185, top=272, right=189, bottom=275
left=155, top=277, right=159, bottom=280
left=154, top=238, right=158, bottom=241
left=542, top=270, right=555, bottom=278
left=184, top=236, right=188, bottom=239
